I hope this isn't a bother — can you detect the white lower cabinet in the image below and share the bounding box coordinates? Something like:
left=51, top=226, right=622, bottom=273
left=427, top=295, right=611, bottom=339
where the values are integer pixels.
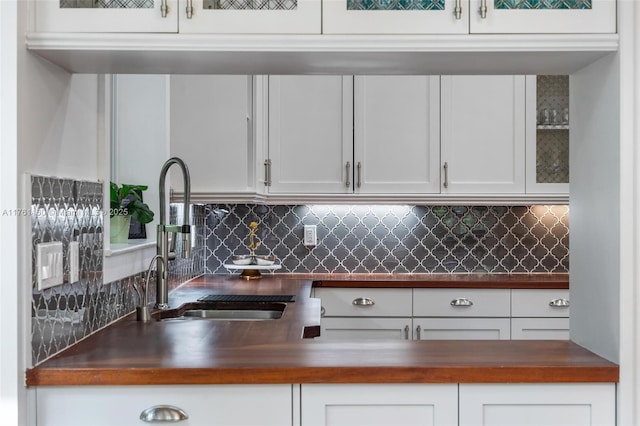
left=301, top=384, right=458, bottom=426
left=413, top=288, right=511, bottom=340
left=511, top=289, right=570, bottom=340
left=317, top=288, right=568, bottom=341
left=36, top=384, right=293, bottom=426
left=458, top=383, right=616, bottom=426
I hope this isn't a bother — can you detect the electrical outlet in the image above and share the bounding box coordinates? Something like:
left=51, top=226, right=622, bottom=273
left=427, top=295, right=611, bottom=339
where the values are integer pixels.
left=37, top=242, right=63, bottom=290
left=303, top=225, right=317, bottom=247
left=69, top=241, right=79, bottom=283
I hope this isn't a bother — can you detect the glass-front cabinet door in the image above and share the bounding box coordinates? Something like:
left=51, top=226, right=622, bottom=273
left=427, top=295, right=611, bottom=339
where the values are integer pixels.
left=179, top=0, right=321, bottom=33
left=525, top=75, right=569, bottom=194
left=469, top=0, right=616, bottom=34
left=35, top=0, right=179, bottom=32
left=322, top=0, right=468, bottom=34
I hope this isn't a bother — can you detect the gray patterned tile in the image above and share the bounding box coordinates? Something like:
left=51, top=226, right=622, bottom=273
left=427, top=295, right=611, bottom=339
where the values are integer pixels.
left=32, top=175, right=205, bottom=365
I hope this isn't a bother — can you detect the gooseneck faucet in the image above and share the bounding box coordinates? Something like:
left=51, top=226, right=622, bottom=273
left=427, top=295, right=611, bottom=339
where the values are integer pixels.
left=156, top=157, right=191, bottom=309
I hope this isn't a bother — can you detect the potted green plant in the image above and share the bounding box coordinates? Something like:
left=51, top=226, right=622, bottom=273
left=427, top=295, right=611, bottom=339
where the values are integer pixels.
left=109, top=182, right=154, bottom=244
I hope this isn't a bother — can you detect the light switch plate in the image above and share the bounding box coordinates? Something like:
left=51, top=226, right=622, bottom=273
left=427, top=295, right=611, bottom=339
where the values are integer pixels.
left=37, top=242, right=64, bottom=290
left=303, top=225, right=317, bottom=247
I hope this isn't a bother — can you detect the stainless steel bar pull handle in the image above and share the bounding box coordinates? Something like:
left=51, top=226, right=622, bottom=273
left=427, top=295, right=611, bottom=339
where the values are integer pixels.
left=140, top=405, right=188, bottom=422
left=443, top=162, right=449, bottom=188
left=345, top=161, right=351, bottom=188
left=479, top=0, right=487, bottom=18
left=404, top=325, right=410, bottom=340
left=454, top=0, right=462, bottom=19
left=263, top=159, right=272, bottom=186
left=160, top=0, right=168, bottom=17
left=352, top=297, right=375, bottom=306
left=451, top=298, right=473, bottom=307
left=186, top=0, right=194, bottom=18
left=549, top=298, right=570, bottom=308
left=357, top=162, right=362, bottom=188
left=416, top=325, right=422, bottom=340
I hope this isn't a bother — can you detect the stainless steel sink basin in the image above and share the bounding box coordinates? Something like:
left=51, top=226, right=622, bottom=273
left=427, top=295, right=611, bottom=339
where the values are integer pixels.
left=180, top=309, right=283, bottom=320
left=153, top=301, right=286, bottom=321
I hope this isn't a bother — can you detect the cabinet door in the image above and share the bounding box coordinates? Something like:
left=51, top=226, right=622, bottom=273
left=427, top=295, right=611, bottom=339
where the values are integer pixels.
left=179, top=0, right=320, bottom=34
left=322, top=0, right=468, bottom=34
left=319, top=317, right=412, bottom=340
left=459, top=383, right=615, bottom=426
left=511, top=318, right=569, bottom=340
left=414, top=318, right=511, bottom=340
left=36, top=385, right=293, bottom=426
left=170, top=75, right=254, bottom=196
left=469, top=0, right=616, bottom=34
left=441, top=75, right=525, bottom=194
left=267, top=75, right=353, bottom=193
left=301, top=384, right=458, bottom=426
left=525, top=75, right=570, bottom=194
left=354, top=76, right=441, bottom=194
left=35, top=0, right=178, bottom=32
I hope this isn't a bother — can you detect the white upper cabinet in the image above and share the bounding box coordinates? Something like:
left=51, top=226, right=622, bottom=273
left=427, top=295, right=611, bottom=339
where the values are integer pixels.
left=34, top=0, right=614, bottom=34
left=440, top=75, right=526, bottom=194
left=322, top=0, right=468, bottom=34
left=169, top=75, right=255, bottom=198
left=267, top=75, right=440, bottom=196
left=35, top=0, right=179, bottom=32
left=323, top=0, right=615, bottom=35
left=525, top=75, right=570, bottom=195
left=354, top=76, right=441, bottom=194
left=267, top=75, right=353, bottom=194
left=34, top=0, right=320, bottom=33
left=178, top=0, right=321, bottom=34
left=469, top=0, right=616, bottom=34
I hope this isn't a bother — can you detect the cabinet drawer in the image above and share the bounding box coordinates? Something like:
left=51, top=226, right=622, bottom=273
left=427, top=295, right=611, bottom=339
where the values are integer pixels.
left=316, top=288, right=412, bottom=317
left=511, top=318, right=570, bottom=340
left=36, top=385, right=292, bottom=426
left=511, top=289, right=570, bottom=318
left=413, top=289, right=510, bottom=317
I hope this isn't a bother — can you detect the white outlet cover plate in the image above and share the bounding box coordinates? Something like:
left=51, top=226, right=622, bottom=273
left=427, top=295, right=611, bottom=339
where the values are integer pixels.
left=303, top=225, right=317, bottom=247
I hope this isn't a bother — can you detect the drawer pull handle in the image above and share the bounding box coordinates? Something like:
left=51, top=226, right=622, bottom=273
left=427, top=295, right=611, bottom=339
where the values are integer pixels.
left=352, top=297, right=375, bottom=306
left=549, top=298, right=570, bottom=308
left=404, top=325, right=410, bottom=340
left=320, top=306, right=326, bottom=317
left=140, top=405, right=188, bottom=422
left=450, top=298, right=473, bottom=307
left=416, top=325, right=422, bottom=340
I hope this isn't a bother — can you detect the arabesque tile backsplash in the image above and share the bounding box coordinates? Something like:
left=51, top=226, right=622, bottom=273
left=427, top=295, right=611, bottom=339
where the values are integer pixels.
left=206, top=204, right=569, bottom=274
left=30, top=176, right=568, bottom=364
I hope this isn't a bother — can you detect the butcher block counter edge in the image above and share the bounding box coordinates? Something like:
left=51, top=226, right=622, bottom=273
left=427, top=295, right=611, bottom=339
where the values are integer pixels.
left=308, top=272, right=569, bottom=289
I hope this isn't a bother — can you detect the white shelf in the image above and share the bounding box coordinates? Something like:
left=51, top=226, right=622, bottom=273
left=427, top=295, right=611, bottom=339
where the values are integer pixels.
left=537, top=125, right=570, bottom=130
left=25, top=33, right=618, bottom=75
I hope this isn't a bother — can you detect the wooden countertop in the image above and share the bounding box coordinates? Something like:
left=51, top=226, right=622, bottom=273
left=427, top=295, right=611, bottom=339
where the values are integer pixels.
left=27, top=274, right=616, bottom=387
